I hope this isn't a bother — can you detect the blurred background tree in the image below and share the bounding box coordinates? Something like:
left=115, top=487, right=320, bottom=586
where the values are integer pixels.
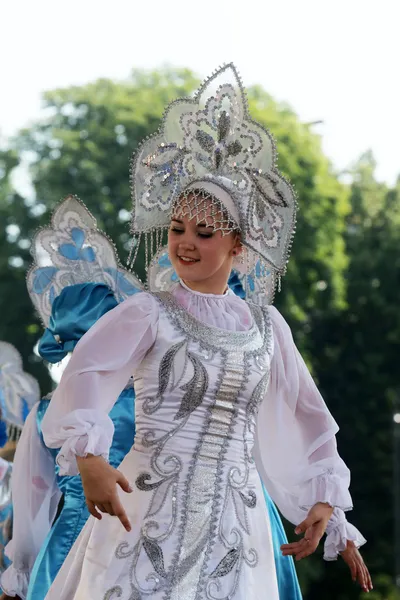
left=0, top=67, right=399, bottom=599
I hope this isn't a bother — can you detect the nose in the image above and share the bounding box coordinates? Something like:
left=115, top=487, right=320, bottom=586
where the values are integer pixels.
left=177, top=230, right=196, bottom=251
left=179, top=240, right=196, bottom=252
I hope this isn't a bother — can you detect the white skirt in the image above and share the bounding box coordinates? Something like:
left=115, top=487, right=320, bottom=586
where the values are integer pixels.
left=45, top=447, right=279, bottom=600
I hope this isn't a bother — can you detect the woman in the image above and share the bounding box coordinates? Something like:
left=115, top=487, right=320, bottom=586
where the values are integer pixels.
left=42, top=64, right=371, bottom=599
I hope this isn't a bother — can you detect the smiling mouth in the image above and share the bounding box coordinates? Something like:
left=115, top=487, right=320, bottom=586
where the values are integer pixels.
left=177, top=256, right=199, bottom=264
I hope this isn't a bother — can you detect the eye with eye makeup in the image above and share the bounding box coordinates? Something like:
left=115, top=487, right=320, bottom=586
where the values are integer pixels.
left=169, top=225, right=214, bottom=238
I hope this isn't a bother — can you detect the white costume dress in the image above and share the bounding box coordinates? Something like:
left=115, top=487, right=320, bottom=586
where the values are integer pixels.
left=42, top=282, right=363, bottom=600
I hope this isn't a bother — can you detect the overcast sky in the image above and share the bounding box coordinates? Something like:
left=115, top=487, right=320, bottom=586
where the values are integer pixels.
left=1, top=0, right=399, bottom=184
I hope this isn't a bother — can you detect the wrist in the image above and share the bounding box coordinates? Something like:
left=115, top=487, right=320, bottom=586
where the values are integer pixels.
left=76, top=453, right=102, bottom=461
left=340, top=539, right=355, bottom=552
left=76, top=454, right=105, bottom=468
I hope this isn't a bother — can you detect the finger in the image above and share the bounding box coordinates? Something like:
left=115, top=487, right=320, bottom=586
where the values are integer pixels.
left=87, top=500, right=102, bottom=520
left=365, top=565, right=373, bottom=591
left=295, top=539, right=320, bottom=561
left=103, top=502, right=116, bottom=517
left=348, top=558, right=357, bottom=581
left=356, top=563, right=367, bottom=592
left=354, top=559, right=368, bottom=592
left=112, top=496, right=131, bottom=532
left=117, top=473, right=133, bottom=494
left=281, top=540, right=309, bottom=553
left=97, top=503, right=108, bottom=513
left=294, top=536, right=320, bottom=561
left=360, top=564, right=369, bottom=592
left=295, top=517, right=315, bottom=535
left=361, top=562, right=373, bottom=592
left=295, top=546, right=315, bottom=561
left=281, top=540, right=310, bottom=556
left=308, top=527, right=323, bottom=547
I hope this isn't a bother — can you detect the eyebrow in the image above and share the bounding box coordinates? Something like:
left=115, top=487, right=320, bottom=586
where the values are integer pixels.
left=171, top=219, right=211, bottom=229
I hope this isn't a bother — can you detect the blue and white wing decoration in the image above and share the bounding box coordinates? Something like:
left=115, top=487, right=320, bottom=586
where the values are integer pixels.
left=27, top=195, right=144, bottom=326
left=0, top=342, right=40, bottom=432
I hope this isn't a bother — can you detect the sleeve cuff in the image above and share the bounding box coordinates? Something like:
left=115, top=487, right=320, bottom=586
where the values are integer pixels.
left=1, top=565, right=30, bottom=599
left=298, top=471, right=353, bottom=513
left=56, top=417, right=114, bottom=476
left=324, top=518, right=367, bottom=561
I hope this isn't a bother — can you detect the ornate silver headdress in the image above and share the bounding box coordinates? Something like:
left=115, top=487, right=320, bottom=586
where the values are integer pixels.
left=0, top=342, right=40, bottom=437
left=27, top=195, right=143, bottom=327
left=129, top=63, right=297, bottom=304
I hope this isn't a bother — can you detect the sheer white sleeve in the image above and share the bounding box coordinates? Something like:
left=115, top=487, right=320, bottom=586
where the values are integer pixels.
left=1, top=403, right=61, bottom=599
left=253, top=306, right=366, bottom=560
left=42, top=292, right=159, bottom=476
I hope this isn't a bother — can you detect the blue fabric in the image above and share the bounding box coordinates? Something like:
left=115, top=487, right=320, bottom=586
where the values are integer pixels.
left=228, top=271, right=245, bottom=299
left=26, top=388, right=135, bottom=600
left=263, top=487, right=302, bottom=599
left=38, top=283, right=118, bottom=364
left=0, top=465, right=12, bottom=586
left=0, top=421, right=7, bottom=448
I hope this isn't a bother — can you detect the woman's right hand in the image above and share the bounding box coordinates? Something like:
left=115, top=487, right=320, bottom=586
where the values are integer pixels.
left=77, top=454, right=133, bottom=531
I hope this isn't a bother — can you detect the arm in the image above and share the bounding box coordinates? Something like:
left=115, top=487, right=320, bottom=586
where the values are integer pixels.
left=42, top=292, right=158, bottom=476
left=1, top=403, right=61, bottom=600
left=253, top=307, right=366, bottom=560
left=41, top=292, right=158, bottom=530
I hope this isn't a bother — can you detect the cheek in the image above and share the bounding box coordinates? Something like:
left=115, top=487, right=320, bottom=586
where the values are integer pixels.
left=167, top=234, right=177, bottom=255
left=199, top=240, right=231, bottom=265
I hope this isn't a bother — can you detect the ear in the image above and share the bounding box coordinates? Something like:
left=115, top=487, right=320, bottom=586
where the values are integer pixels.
left=231, top=234, right=243, bottom=257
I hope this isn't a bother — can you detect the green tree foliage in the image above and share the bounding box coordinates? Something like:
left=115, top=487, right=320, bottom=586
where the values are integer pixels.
left=304, top=154, right=400, bottom=599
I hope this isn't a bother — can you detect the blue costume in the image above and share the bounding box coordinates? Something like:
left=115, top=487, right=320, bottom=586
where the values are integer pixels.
left=0, top=459, right=12, bottom=576
left=1, top=284, right=137, bottom=600
left=0, top=341, right=41, bottom=592
left=29, top=283, right=136, bottom=600
left=27, top=385, right=135, bottom=600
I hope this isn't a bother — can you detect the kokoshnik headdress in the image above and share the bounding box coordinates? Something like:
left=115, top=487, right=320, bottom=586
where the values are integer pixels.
left=26, top=196, right=143, bottom=363
left=0, top=342, right=40, bottom=441
left=129, top=63, right=297, bottom=305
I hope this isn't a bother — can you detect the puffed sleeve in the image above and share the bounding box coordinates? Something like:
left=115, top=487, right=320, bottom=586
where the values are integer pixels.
left=42, top=292, right=159, bottom=476
left=1, top=403, right=61, bottom=599
left=253, top=306, right=366, bottom=560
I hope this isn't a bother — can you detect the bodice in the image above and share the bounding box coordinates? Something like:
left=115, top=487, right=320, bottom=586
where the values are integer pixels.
left=133, top=293, right=273, bottom=463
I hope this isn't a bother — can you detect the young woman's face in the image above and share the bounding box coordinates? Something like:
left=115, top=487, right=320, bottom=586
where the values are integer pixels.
left=168, top=195, right=240, bottom=292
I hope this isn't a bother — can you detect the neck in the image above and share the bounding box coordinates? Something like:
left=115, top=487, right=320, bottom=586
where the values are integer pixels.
left=182, top=279, right=228, bottom=295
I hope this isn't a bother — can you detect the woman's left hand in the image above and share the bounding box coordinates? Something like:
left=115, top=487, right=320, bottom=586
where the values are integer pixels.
left=340, top=540, right=373, bottom=593
left=281, top=502, right=333, bottom=561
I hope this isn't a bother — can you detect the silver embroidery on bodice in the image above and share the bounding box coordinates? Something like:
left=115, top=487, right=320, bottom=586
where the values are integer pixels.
left=104, top=295, right=273, bottom=600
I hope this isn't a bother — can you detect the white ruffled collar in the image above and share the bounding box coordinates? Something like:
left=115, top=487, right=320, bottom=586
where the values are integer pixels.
left=178, top=279, right=232, bottom=299
left=171, top=280, right=252, bottom=332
